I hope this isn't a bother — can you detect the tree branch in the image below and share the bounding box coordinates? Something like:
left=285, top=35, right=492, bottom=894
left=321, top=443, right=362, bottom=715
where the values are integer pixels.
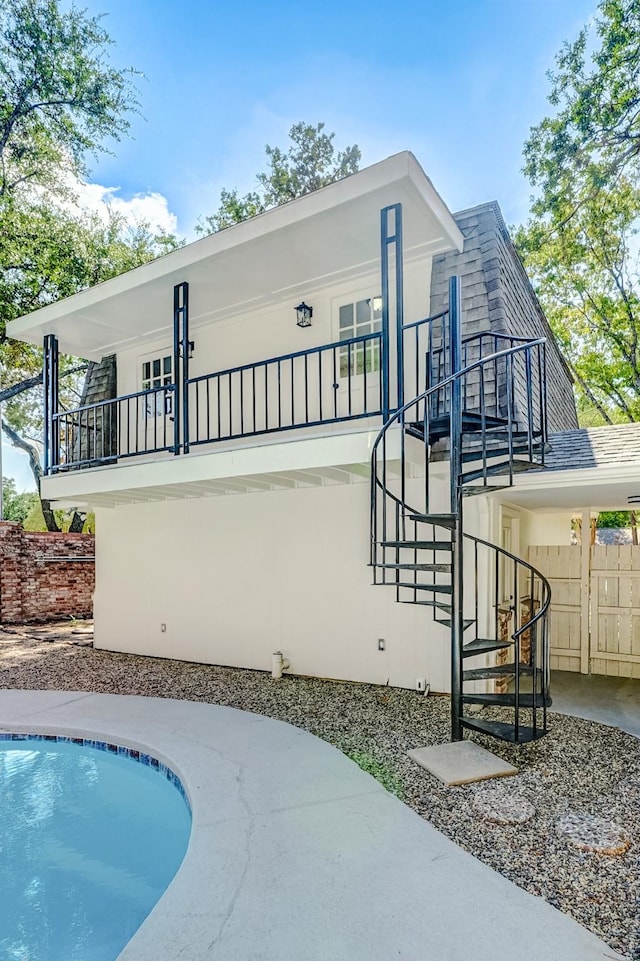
left=0, top=363, right=88, bottom=405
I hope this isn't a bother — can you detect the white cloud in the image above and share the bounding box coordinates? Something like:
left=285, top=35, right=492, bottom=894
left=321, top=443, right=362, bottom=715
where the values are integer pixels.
left=71, top=179, right=178, bottom=235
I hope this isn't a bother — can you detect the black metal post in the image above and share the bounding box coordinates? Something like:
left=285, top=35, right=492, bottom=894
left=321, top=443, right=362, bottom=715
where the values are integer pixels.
left=448, top=275, right=463, bottom=742
left=174, top=281, right=190, bottom=454
left=51, top=336, right=59, bottom=470
left=380, top=203, right=404, bottom=419
left=380, top=209, right=391, bottom=422
left=43, top=334, right=59, bottom=473
left=394, top=205, right=404, bottom=413
left=43, top=336, right=51, bottom=475
left=172, top=283, right=184, bottom=455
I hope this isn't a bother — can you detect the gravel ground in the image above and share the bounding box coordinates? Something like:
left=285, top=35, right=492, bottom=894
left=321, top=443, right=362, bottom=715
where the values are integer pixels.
left=1, top=622, right=639, bottom=959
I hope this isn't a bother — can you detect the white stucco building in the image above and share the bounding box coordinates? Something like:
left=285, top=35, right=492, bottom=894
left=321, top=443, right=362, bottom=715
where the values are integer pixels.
left=13, top=151, right=637, bottom=742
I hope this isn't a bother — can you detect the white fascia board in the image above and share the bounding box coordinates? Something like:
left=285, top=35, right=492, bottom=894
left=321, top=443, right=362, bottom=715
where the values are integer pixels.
left=8, top=152, right=462, bottom=352
left=405, top=153, right=463, bottom=253
left=513, top=462, right=640, bottom=492
left=41, top=428, right=400, bottom=501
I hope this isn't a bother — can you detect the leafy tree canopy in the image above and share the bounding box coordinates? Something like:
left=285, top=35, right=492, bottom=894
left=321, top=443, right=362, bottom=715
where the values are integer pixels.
left=524, top=0, right=640, bottom=224
left=517, top=0, right=640, bottom=423
left=0, top=0, right=178, bottom=529
left=198, top=122, right=361, bottom=234
left=515, top=176, right=640, bottom=423
left=2, top=476, right=38, bottom=524
left=0, top=0, right=139, bottom=198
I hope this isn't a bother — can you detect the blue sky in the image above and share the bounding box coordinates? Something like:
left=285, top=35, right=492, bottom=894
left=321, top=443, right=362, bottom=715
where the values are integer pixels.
left=5, top=0, right=597, bottom=489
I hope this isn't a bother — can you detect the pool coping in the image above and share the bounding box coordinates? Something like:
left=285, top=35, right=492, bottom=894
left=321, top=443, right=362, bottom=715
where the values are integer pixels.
left=0, top=689, right=623, bottom=961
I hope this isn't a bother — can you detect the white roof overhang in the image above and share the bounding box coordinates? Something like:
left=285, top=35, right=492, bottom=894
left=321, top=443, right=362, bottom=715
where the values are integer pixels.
left=40, top=427, right=402, bottom=508
left=504, top=464, right=640, bottom=512
left=8, top=152, right=463, bottom=361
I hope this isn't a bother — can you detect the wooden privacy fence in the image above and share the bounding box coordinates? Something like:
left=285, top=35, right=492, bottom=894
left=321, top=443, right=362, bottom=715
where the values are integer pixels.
left=529, top=544, right=640, bottom=678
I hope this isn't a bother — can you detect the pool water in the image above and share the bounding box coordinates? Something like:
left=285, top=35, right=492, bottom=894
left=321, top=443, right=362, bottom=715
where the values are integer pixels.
left=0, top=736, right=191, bottom=961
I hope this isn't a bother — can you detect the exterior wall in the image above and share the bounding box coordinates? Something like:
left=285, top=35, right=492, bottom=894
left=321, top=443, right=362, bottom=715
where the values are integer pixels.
left=430, top=202, right=578, bottom=433
left=77, top=355, right=118, bottom=462
left=114, top=258, right=432, bottom=426
left=93, top=475, right=458, bottom=692
left=0, top=523, right=95, bottom=623
left=523, top=511, right=574, bottom=547
left=81, top=356, right=117, bottom=406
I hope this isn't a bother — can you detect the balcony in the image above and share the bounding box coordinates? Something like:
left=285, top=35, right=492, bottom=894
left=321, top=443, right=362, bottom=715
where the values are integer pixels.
left=48, top=329, right=387, bottom=472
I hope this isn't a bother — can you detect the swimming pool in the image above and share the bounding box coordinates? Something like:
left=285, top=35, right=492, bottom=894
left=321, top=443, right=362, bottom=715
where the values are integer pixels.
left=0, top=734, right=191, bottom=961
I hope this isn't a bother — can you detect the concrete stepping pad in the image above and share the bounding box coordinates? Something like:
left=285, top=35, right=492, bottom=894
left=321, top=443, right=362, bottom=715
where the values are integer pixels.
left=556, top=813, right=631, bottom=855
left=408, top=739, right=518, bottom=786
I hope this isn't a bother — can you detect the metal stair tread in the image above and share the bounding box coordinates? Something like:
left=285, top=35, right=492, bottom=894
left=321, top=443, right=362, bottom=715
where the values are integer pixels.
left=400, top=600, right=453, bottom=612
left=377, top=562, right=452, bottom=572
left=435, top=618, right=475, bottom=630
left=380, top=540, right=452, bottom=551
left=462, top=692, right=552, bottom=708
left=461, top=485, right=510, bottom=497
left=460, top=446, right=543, bottom=465
left=463, top=664, right=539, bottom=680
left=462, top=637, right=515, bottom=656
left=460, top=717, right=547, bottom=744
left=460, top=459, right=542, bottom=484
left=370, top=306, right=550, bottom=747
left=412, top=411, right=509, bottom=444
left=403, top=513, right=456, bottom=529
left=396, top=581, right=453, bottom=594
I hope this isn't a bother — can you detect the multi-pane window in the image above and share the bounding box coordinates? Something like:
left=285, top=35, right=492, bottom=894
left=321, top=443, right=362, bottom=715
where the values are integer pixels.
left=339, top=296, right=382, bottom=377
left=142, top=354, right=173, bottom=417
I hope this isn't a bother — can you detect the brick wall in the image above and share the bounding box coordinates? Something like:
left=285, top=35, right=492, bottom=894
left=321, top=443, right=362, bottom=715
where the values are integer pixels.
left=0, top=523, right=95, bottom=623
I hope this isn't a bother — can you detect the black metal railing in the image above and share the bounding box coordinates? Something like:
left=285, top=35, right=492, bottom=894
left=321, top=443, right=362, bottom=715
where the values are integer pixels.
left=370, top=338, right=548, bottom=562
left=467, top=533, right=552, bottom=727
left=51, top=384, right=177, bottom=471
left=401, top=309, right=447, bottom=406
left=370, top=334, right=551, bottom=742
left=44, top=311, right=546, bottom=480
left=428, top=332, right=547, bottom=440
left=184, top=331, right=384, bottom=448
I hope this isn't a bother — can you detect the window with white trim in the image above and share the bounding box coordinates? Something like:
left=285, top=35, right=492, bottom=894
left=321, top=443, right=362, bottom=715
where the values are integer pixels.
left=141, top=353, right=173, bottom=417
left=338, top=296, right=382, bottom=376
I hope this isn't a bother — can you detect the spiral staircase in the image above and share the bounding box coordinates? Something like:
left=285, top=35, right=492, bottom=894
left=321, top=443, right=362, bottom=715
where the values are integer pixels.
left=370, top=275, right=552, bottom=744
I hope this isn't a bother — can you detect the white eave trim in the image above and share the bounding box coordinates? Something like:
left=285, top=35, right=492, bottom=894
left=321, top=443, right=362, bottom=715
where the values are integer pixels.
left=8, top=152, right=463, bottom=345
left=513, top=462, right=640, bottom=491
left=41, top=428, right=400, bottom=503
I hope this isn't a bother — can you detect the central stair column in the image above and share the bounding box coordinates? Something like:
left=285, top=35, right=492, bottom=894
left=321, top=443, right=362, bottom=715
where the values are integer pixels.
left=448, top=275, right=464, bottom=741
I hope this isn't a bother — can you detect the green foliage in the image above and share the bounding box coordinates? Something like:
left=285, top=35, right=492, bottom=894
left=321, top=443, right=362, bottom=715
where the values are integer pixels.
left=515, top=178, right=640, bottom=423
left=22, top=498, right=94, bottom=533
left=345, top=750, right=404, bottom=798
left=1, top=203, right=180, bottom=453
left=596, top=511, right=635, bottom=528
left=0, top=0, right=181, bottom=517
left=2, top=476, right=38, bottom=524
left=523, top=0, right=640, bottom=222
left=518, top=0, right=640, bottom=424
left=4, top=491, right=38, bottom=524
left=0, top=0, right=139, bottom=197
left=198, top=122, right=361, bottom=234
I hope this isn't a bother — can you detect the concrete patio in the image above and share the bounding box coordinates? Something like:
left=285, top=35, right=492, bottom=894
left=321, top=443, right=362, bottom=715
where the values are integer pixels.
left=0, top=689, right=624, bottom=961
left=551, top=669, right=640, bottom=738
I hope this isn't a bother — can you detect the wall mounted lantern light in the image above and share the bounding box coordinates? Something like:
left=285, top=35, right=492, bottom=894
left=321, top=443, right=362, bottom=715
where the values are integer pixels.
left=179, top=340, right=195, bottom=359
left=295, top=302, right=313, bottom=328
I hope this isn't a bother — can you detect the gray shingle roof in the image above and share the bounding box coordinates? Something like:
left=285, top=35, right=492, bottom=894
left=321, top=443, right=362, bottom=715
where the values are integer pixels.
left=542, top=424, right=640, bottom=471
